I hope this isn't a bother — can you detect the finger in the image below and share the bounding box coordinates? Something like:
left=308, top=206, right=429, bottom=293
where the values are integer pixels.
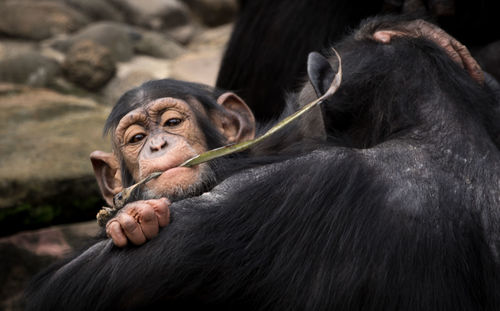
left=439, top=38, right=464, bottom=68
left=151, top=198, right=171, bottom=227
left=414, top=22, right=465, bottom=68
left=116, top=212, right=147, bottom=245
left=137, top=204, right=159, bottom=240
left=106, top=220, right=128, bottom=248
left=373, top=30, right=411, bottom=43
left=450, top=39, right=484, bottom=84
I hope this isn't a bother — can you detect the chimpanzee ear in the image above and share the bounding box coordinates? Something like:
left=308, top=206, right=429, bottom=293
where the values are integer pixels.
left=90, top=150, right=123, bottom=207
left=215, top=92, right=256, bottom=143
left=307, top=51, right=336, bottom=98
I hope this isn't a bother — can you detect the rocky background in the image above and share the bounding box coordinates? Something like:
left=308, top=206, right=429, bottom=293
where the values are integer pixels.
left=0, top=0, right=236, bottom=309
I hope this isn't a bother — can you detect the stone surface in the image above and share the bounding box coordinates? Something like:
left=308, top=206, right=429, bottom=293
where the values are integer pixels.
left=169, top=26, right=232, bottom=86
left=166, top=23, right=197, bottom=45
left=0, top=84, right=110, bottom=225
left=66, top=0, right=125, bottom=22
left=182, top=0, right=238, bottom=27
left=0, top=52, right=61, bottom=87
left=0, top=40, right=38, bottom=61
left=170, top=48, right=222, bottom=86
left=103, top=56, right=172, bottom=105
left=62, top=40, right=117, bottom=90
left=134, top=30, right=186, bottom=59
left=0, top=221, right=100, bottom=311
left=0, top=1, right=89, bottom=40
left=188, top=23, right=233, bottom=50
left=109, top=0, right=191, bottom=30
left=51, top=21, right=141, bottom=62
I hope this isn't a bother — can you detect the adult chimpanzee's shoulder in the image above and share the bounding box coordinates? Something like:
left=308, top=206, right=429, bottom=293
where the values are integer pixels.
left=174, top=147, right=362, bottom=208
left=360, top=141, right=440, bottom=215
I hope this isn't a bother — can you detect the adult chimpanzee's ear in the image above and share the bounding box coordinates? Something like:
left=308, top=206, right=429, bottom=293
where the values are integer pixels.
left=90, top=150, right=123, bottom=207
left=307, top=51, right=336, bottom=98
left=215, top=92, right=256, bottom=143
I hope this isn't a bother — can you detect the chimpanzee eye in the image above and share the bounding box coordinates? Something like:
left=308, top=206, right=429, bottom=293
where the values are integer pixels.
left=164, top=118, right=182, bottom=127
left=129, top=133, right=145, bottom=143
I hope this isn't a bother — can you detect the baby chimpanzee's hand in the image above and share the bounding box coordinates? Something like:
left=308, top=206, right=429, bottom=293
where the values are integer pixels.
left=105, top=198, right=170, bottom=247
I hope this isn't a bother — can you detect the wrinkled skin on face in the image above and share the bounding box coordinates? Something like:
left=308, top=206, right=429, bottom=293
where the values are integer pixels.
left=114, top=97, right=215, bottom=201
left=91, top=91, right=255, bottom=247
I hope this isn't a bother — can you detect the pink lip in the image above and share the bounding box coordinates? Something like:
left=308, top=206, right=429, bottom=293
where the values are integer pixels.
left=158, top=166, right=191, bottom=177
left=148, top=159, right=196, bottom=179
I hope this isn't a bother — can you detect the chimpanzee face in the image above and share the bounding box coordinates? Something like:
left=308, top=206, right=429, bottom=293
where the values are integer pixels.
left=90, top=83, right=256, bottom=207
left=114, top=97, right=214, bottom=200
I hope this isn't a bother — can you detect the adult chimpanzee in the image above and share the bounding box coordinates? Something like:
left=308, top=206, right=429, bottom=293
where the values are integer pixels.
left=26, top=16, right=500, bottom=310
left=218, top=0, right=500, bottom=122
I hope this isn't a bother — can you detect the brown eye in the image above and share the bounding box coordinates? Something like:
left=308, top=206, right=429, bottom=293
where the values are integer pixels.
left=129, top=133, right=145, bottom=143
left=164, top=118, right=182, bottom=127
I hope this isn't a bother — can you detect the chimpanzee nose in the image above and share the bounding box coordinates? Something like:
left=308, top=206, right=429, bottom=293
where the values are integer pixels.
left=149, top=136, right=168, bottom=152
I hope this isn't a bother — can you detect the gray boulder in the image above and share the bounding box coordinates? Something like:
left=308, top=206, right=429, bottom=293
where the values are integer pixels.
left=62, top=40, right=117, bottom=90
left=165, top=23, right=197, bottom=45
left=170, top=48, right=222, bottom=86
left=0, top=83, right=110, bottom=212
left=103, top=55, right=172, bottom=105
left=0, top=1, right=89, bottom=40
left=0, top=0, right=125, bottom=22
left=65, top=0, right=126, bottom=22
left=0, top=52, right=61, bottom=87
left=103, top=70, right=157, bottom=106
left=181, top=0, right=238, bottom=27
left=0, top=40, right=38, bottom=61
left=51, top=22, right=186, bottom=62
left=134, top=30, right=185, bottom=59
left=51, top=22, right=141, bottom=62
left=109, top=0, right=191, bottom=30
left=170, top=25, right=233, bottom=85
left=0, top=221, right=100, bottom=311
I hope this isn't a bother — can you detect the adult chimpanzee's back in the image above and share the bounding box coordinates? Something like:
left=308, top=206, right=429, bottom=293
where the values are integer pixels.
left=218, top=0, right=500, bottom=122
left=26, top=17, right=500, bottom=310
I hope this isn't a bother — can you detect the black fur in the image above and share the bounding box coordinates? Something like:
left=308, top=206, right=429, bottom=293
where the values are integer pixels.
left=216, top=0, right=384, bottom=122
left=217, top=0, right=500, bottom=122
left=26, top=17, right=500, bottom=310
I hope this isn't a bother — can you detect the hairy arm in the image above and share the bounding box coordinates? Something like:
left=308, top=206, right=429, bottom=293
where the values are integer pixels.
left=26, top=150, right=367, bottom=310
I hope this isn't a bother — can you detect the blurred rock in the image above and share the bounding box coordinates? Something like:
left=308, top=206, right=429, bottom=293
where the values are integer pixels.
left=103, top=56, right=172, bottom=104
left=63, top=40, right=117, bottom=90
left=39, top=42, right=67, bottom=64
left=103, top=70, right=157, bottom=106
left=182, top=0, right=238, bottom=27
left=0, top=52, right=61, bottom=87
left=0, top=40, right=38, bottom=61
left=109, top=0, right=191, bottom=31
left=189, top=23, right=233, bottom=50
left=170, top=48, right=222, bottom=86
left=166, top=24, right=197, bottom=45
left=0, top=1, right=89, bottom=40
left=0, top=83, right=109, bottom=213
left=65, top=0, right=125, bottom=22
left=51, top=22, right=141, bottom=62
left=135, top=30, right=186, bottom=59
left=170, top=25, right=232, bottom=86
left=0, top=221, right=100, bottom=311
left=49, top=22, right=188, bottom=61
